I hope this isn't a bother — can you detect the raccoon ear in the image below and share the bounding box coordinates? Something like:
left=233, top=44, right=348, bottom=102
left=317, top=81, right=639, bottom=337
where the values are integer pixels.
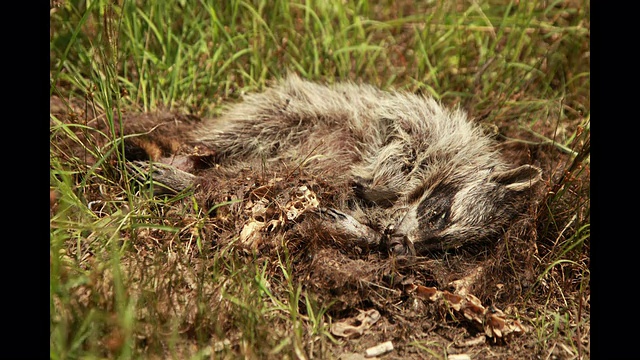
left=490, top=164, right=542, bottom=191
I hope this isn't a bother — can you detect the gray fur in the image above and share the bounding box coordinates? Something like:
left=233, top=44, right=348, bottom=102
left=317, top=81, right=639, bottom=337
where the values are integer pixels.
left=191, top=74, right=542, bottom=254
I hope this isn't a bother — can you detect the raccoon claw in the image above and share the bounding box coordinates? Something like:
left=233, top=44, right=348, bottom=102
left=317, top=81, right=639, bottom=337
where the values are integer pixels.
left=126, top=161, right=197, bottom=195
left=315, top=207, right=382, bottom=248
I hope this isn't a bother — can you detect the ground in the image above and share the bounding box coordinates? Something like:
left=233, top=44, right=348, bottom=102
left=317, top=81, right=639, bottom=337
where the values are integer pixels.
left=50, top=1, right=589, bottom=358
left=51, top=95, right=589, bottom=359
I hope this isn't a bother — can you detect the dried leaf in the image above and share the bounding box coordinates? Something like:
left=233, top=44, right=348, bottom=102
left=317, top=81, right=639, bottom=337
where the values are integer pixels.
left=407, top=283, right=527, bottom=339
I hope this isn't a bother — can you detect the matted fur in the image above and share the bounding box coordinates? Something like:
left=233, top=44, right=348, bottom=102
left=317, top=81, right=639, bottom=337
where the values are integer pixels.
left=188, top=74, right=542, bottom=254
left=131, top=74, right=542, bottom=255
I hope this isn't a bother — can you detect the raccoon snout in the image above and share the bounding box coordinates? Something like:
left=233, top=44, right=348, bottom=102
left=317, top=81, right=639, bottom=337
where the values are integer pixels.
left=394, top=207, right=418, bottom=239
left=386, top=231, right=416, bottom=256
left=385, top=208, right=419, bottom=256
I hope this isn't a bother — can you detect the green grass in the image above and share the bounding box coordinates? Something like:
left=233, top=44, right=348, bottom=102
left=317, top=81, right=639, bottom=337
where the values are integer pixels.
left=50, top=0, right=590, bottom=358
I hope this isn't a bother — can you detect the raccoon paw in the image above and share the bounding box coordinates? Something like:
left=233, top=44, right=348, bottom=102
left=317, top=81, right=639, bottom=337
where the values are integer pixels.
left=126, top=161, right=197, bottom=195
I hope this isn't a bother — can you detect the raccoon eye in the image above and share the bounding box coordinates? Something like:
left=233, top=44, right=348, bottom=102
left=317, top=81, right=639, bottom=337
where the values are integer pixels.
left=416, top=182, right=456, bottom=230
left=427, top=209, right=449, bottom=230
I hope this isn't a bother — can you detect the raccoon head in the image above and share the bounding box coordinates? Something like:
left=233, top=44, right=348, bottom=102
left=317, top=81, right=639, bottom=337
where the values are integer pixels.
left=388, top=164, right=542, bottom=255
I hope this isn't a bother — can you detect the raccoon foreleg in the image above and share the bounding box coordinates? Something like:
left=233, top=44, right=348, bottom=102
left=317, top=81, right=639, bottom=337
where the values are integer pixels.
left=315, top=207, right=383, bottom=251
left=126, top=161, right=196, bottom=195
